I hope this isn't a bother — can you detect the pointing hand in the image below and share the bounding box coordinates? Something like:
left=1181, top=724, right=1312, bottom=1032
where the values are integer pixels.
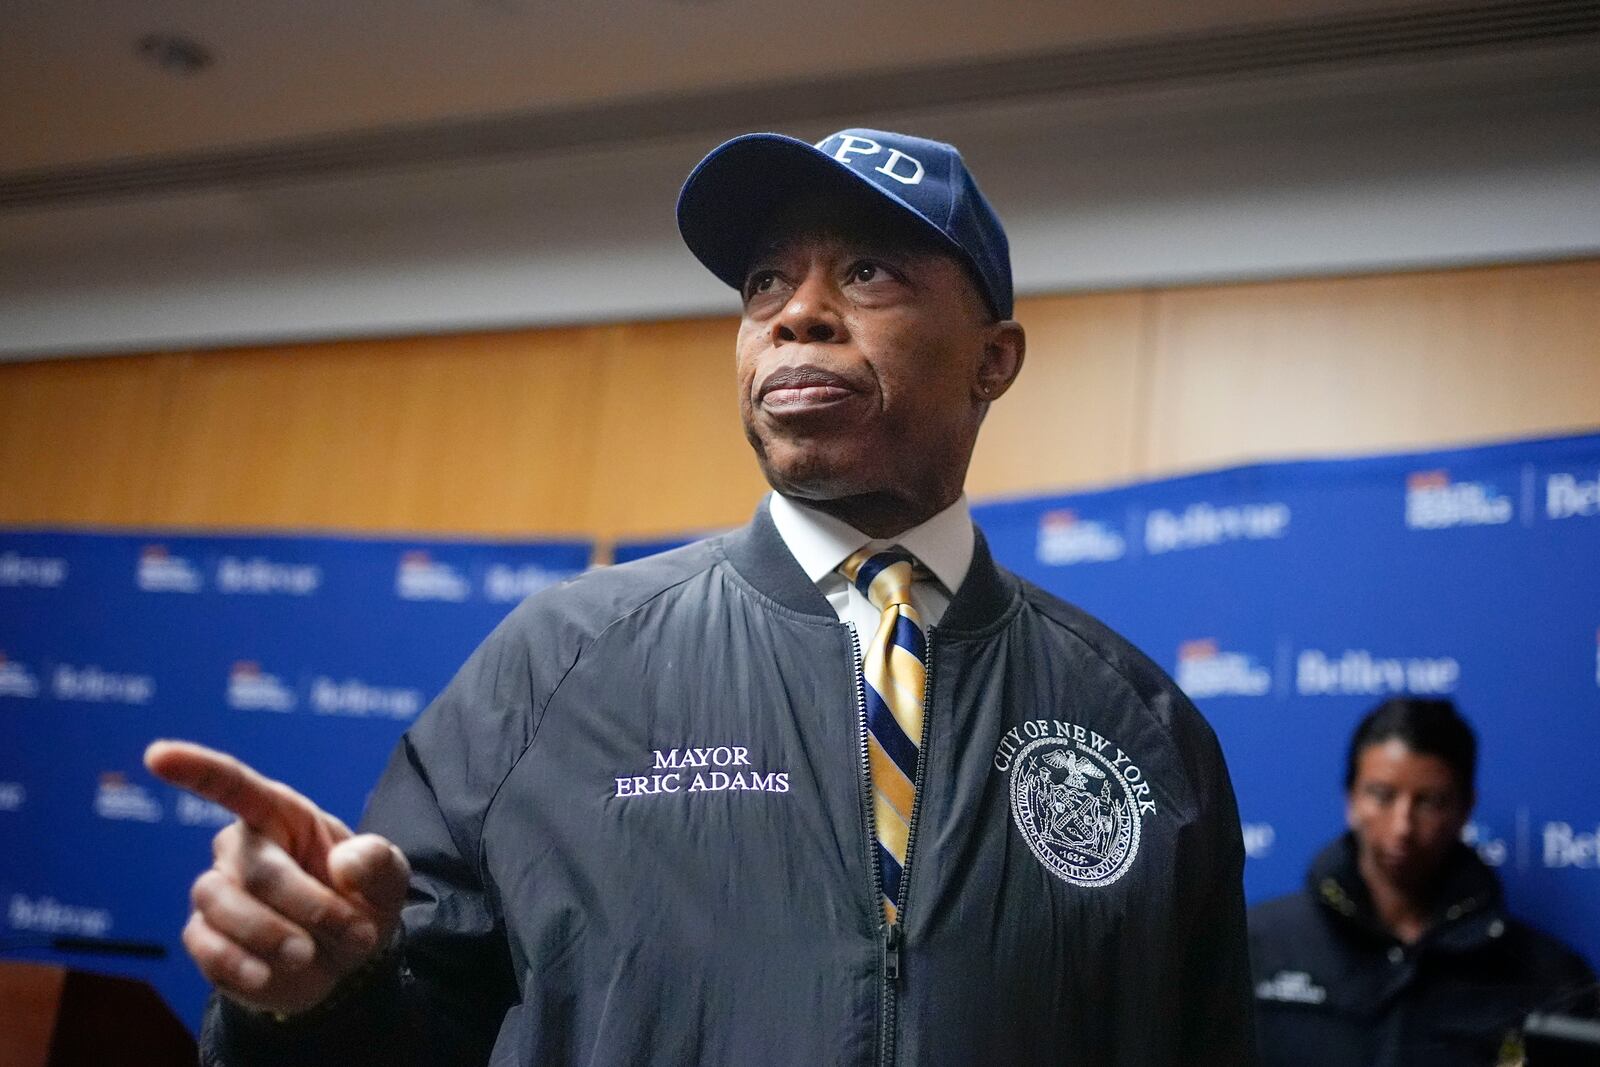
left=144, top=739, right=409, bottom=1016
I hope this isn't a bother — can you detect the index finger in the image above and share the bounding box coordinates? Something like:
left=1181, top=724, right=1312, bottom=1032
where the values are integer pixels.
left=144, top=739, right=310, bottom=837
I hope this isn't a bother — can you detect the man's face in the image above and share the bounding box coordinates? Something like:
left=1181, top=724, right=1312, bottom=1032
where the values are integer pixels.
left=734, top=195, right=1014, bottom=516
left=1346, top=739, right=1470, bottom=892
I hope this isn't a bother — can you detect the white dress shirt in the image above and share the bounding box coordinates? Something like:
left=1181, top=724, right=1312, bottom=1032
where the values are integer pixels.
left=767, top=491, right=975, bottom=639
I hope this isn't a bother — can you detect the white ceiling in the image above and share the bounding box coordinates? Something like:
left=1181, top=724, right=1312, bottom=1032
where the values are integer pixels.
left=4, top=0, right=1435, bottom=171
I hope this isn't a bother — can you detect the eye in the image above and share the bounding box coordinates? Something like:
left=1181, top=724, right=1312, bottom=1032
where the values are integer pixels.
left=848, top=260, right=885, bottom=284
left=1415, top=792, right=1454, bottom=815
left=1363, top=785, right=1397, bottom=805
left=744, top=270, right=780, bottom=300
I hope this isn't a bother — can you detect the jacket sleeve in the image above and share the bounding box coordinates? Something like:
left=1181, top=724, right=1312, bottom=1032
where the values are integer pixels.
left=1173, top=704, right=1260, bottom=1067
left=200, top=598, right=568, bottom=1067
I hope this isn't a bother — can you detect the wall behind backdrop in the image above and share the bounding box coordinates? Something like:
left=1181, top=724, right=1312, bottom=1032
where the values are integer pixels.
left=2, top=258, right=1598, bottom=540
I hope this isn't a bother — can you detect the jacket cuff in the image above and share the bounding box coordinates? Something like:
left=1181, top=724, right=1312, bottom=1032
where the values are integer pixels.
left=201, top=935, right=406, bottom=1066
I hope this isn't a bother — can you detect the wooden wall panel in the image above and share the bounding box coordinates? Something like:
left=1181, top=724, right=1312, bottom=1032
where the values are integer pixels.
left=68, top=328, right=608, bottom=535
left=373, top=328, right=610, bottom=535
left=0, top=353, right=178, bottom=527
left=585, top=317, right=768, bottom=538
left=1143, top=261, right=1600, bottom=475
left=1, top=259, right=1595, bottom=540
left=967, top=291, right=1151, bottom=500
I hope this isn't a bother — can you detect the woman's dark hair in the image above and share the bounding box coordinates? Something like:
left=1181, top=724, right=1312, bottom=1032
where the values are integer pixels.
left=1343, top=697, right=1477, bottom=798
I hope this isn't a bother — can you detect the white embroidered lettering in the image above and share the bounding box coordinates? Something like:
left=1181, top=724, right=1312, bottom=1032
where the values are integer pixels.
left=873, top=148, right=924, bottom=185
left=826, top=134, right=881, bottom=164
left=620, top=744, right=789, bottom=800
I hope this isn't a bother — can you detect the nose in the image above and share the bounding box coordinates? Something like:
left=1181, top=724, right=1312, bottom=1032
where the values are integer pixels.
left=772, top=268, right=846, bottom=345
left=1389, top=797, right=1417, bottom=842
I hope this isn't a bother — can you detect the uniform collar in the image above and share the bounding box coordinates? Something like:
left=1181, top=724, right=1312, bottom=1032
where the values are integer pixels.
left=1309, top=832, right=1505, bottom=944
left=722, top=496, right=1015, bottom=632
left=767, top=491, right=974, bottom=596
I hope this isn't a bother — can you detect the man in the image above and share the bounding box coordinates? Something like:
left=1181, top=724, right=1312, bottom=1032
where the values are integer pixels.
left=148, top=127, right=1257, bottom=1065
left=1250, top=697, right=1596, bottom=1067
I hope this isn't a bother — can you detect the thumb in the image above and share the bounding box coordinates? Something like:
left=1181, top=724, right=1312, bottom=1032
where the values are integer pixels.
left=328, top=834, right=410, bottom=922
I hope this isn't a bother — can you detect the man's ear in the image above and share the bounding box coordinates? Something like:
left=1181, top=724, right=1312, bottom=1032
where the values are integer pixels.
left=974, top=321, right=1026, bottom=402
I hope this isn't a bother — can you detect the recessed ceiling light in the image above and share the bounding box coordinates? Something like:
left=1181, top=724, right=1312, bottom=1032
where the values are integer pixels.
left=136, top=32, right=214, bottom=76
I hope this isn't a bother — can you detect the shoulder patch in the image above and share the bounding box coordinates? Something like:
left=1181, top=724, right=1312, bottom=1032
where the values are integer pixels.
left=1255, top=970, right=1328, bottom=1005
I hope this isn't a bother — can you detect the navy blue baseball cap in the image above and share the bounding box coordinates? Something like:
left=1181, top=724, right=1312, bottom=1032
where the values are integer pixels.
left=677, top=128, right=1013, bottom=320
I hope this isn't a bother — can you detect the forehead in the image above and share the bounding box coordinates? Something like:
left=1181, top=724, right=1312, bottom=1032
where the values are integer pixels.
left=1352, top=739, right=1462, bottom=794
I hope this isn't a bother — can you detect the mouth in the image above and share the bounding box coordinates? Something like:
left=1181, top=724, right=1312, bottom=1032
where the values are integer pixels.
left=758, top=364, right=862, bottom=414
left=1373, top=846, right=1422, bottom=875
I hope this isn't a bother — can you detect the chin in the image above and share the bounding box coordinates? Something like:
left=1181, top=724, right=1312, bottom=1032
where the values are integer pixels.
left=1383, top=856, right=1442, bottom=888
left=765, top=468, right=873, bottom=503
left=755, top=443, right=876, bottom=500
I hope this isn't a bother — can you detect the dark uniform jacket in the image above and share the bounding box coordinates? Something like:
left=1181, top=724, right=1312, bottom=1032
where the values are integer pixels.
left=204, top=503, right=1257, bottom=1066
left=1250, top=834, right=1596, bottom=1067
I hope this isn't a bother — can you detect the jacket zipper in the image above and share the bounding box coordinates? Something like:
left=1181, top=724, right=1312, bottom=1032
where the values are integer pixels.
left=847, top=626, right=893, bottom=1066
left=849, top=622, right=936, bottom=1067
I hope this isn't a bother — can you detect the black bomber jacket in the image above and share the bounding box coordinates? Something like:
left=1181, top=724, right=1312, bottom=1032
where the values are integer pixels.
left=205, top=501, right=1257, bottom=1066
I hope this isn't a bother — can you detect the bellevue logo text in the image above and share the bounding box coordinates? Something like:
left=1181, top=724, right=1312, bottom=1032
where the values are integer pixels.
left=1241, top=822, right=1276, bottom=859
left=1547, top=471, right=1600, bottom=520
left=1145, top=501, right=1290, bottom=554
left=310, top=677, right=423, bottom=719
left=396, top=551, right=470, bottom=602
left=0, top=552, right=67, bottom=588
left=1175, top=639, right=1272, bottom=699
left=0, top=653, right=41, bottom=699
left=176, top=793, right=234, bottom=827
left=217, top=556, right=321, bottom=595
left=1404, top=470, right=1512, bottom=530
left=484, top=564, right=565, bottom=604
left=1036, top=509, right=1126, bottom=565
left=52, top=664, right=155, bottom=705
left=94, top=772, right=162, bottom=823
left=227, top=662, right=296, bottom=712
left=1296, top=648, right=1459, bottom=696
left=136, top=545, right=203, bottom=593
left=8, top=895, right=112, bottom=937
left=1544, top=822, right=1600, bottom=869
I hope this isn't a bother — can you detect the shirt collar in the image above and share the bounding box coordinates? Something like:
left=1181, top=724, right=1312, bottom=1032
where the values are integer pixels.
left=767, top=491, right=975, bottom=595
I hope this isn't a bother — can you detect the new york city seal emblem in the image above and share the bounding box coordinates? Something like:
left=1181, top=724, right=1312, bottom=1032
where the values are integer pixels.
left=994, top=719, right=1153, bottom=888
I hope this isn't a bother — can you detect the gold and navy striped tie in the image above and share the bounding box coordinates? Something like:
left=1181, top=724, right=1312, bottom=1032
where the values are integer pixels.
left=840, top=546, right=929, bottom=925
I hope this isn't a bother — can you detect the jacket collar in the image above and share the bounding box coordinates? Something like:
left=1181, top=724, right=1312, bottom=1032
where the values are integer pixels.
left=767, top=491, right=974, bottom=598
left=1309, top=832, right=1506, bottom=947
left=720, top=497, right=1016, bottom=633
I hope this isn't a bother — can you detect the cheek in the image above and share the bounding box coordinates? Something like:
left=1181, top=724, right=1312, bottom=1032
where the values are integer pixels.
left=1420, top=813, right=1465, bottom=848
left=1347, top=800, right=1383, bottom=836
left=733, top=337, right=761, bottom=396
left=871, top=332, right=972, bottom=415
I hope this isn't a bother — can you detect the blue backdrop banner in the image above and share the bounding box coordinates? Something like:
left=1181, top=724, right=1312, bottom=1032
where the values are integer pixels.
left=969, top=431, right=1600, bottom=969
left=0, top=529, right=591, bottom=1031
